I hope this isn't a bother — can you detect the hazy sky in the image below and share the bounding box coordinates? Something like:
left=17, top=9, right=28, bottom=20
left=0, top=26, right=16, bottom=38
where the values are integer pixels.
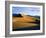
left=12, top=7, right=40, bottom=16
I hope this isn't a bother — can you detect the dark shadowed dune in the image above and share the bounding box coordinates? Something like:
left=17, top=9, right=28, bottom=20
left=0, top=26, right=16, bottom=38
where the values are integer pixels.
left=13, top=14, right=23, bottom=17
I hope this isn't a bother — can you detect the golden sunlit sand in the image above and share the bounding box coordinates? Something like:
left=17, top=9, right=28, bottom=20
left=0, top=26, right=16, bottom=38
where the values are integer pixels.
left=12, top=16, right=39, bottom=29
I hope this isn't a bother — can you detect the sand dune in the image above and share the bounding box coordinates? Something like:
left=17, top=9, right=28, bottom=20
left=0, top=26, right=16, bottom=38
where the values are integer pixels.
left=12, top=16, right=38, bottom=29
left=13, top=16, right=36, bottom=23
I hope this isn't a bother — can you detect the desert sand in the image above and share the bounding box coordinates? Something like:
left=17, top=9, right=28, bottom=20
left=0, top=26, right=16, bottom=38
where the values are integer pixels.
left=12, top=16, right=38, bottom=29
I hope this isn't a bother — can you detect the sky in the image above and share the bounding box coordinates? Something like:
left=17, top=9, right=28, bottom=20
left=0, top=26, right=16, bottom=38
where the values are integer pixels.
left=12, top=7, right=40, bottom=16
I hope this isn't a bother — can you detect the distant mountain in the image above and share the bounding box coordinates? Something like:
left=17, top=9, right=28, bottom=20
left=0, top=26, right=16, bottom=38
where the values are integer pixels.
left=13, top=14, right=40, bottom=19
left=13, top=14, right=23, bottom=17
left=27, top=15, right=40, bottom=19
left=33, top=16, right=40, bottom=19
